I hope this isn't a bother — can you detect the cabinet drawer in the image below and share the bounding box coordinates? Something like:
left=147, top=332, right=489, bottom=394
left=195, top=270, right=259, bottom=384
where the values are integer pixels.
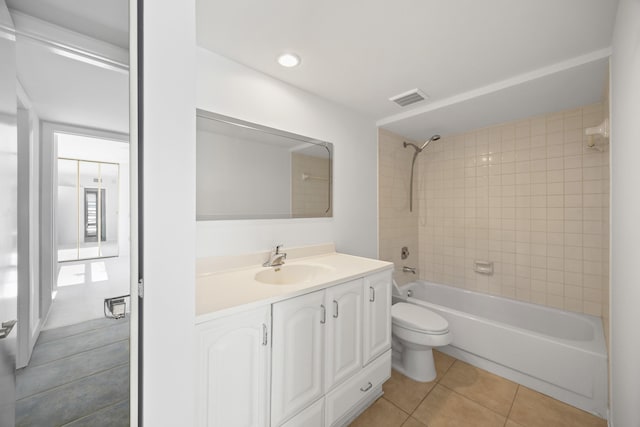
left=325, top=349, right=391, bottom=426
left=281, top=398, right=324, bottom=427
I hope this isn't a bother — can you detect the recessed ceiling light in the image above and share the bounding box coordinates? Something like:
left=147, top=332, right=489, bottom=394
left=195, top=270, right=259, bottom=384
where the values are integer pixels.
left=277, top=53, right=301, bottom=68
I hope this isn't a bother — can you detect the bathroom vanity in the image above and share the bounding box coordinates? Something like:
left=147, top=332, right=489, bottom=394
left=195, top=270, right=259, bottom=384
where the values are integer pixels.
left=195, top=245, right=393, bottom=427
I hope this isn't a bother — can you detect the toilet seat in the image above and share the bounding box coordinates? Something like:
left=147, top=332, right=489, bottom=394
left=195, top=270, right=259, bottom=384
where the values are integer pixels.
left=392, top=303, right=449, bottom=335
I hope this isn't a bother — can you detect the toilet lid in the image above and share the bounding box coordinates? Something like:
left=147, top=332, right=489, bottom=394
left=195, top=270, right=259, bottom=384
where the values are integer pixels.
left=392, top=303, right=449, bottom=334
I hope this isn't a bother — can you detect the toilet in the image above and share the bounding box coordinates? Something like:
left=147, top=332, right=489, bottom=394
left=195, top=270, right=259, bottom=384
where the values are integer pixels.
left=391, top=302, right=452, bottom=382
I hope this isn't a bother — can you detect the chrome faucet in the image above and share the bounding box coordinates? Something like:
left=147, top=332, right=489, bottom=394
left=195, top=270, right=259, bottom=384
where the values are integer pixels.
left=263, top=244, right=287, bottom=267
left=402, top=266, right=417, bottom=274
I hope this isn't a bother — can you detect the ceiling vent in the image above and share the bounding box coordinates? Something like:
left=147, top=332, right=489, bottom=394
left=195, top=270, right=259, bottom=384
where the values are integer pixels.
left=389, top=88, right=428, bottom=107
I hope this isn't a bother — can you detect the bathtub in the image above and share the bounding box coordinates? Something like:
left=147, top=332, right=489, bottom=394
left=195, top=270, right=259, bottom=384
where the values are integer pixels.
left=395, top=280, right=608, bottom=418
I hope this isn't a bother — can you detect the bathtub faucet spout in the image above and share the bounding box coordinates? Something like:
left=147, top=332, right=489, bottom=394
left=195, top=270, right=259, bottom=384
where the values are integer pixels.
left=402, top=266, right=417, bottom=274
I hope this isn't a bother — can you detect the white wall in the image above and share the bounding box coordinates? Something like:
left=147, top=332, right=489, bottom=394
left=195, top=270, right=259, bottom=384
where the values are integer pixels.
left=142, top=1, right=195, bottom=425
left=610, top=0, right=640, bottom=425
left=195, top=48, right=379, bottom=259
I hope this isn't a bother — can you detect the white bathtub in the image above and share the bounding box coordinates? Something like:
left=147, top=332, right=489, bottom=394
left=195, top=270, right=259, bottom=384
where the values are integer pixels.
left=395, top=280, right=608, bottom=418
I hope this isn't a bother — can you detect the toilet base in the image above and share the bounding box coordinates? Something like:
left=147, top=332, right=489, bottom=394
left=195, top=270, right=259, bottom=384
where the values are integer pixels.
left=391, top=346, right=437, bottom=382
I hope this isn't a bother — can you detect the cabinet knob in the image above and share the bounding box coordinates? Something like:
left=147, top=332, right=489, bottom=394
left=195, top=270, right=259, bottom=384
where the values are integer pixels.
left=333, top=300, right=339, bottom=318
left=320, top=304, right=326, bottom=324
left=369, top=286, right=375, bottom=302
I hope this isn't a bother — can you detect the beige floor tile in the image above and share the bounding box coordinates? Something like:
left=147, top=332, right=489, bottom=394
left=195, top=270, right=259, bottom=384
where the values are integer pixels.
left=350, top=397, right=409, bottom=427
left=401, top=417, right=427, bottom=427
left=509, top=386, right=607, bottom=427
left=413, top=384, right=506, bottom=427
left=383, top=350, right=456, bottom=413
left=505, top=420, right=524, bottom=427
left=433, top=350, right=457, bottom=378
left=383, top=369, right=437, bottom=413
left=440, top=361, right=518, bottom=415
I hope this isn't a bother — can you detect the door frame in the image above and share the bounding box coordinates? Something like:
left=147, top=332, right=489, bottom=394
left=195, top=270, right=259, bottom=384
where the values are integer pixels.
left=40, top=122, right=129, bottom=295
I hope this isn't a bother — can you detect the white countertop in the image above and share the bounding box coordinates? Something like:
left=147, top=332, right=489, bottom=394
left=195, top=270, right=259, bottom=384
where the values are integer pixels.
left=196, top=251, right=393, bottom=324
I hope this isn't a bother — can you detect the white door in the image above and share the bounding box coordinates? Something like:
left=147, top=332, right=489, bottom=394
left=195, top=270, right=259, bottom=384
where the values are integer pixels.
left=196, top=307, right=271, bottom=427
left=325, top=279, right=362, bottom=391
left=363, top=270, right=392, bottom=365
left=272, top=290, right=325, bottom=427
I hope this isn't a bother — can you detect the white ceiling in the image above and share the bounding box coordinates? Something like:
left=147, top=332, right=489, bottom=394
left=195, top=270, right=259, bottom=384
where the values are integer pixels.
left=10, top=2, right=129, bottom=134
left=196, top=0, right=617, bottom=140
left=7, top=0, right=128, bottom=49
left=16, top=39, right=129, bottom=134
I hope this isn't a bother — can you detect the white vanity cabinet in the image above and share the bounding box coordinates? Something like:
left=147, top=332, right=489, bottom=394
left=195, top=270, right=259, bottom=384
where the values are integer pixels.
left=196, top=265, right=393, bottom=427
left=196, top=306, right=271, bottom=427
left=271, top=290, right=326, bottom=427
left=363, top=270, right=393, bottom=365
left=324, top=279, right=363, bottom=391
left=271, top=278, right=364, bottom=426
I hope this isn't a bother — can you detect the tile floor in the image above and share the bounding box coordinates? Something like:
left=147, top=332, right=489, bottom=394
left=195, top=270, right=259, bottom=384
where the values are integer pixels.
left=351, top=351, right=607, bottom=427
left=16, top=316, right=130, bottom=426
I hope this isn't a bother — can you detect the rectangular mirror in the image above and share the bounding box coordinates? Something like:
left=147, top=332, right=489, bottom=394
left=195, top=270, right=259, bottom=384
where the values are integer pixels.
left=196, top=110, right=333, bottom=220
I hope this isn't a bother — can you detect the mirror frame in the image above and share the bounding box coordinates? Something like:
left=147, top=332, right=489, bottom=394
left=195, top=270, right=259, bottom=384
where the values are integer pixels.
left=196, top=109, right=333, bottom=220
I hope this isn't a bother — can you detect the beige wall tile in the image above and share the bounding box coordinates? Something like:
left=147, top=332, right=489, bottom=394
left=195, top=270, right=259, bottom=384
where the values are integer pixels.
left=379, top=103, right=609, bottom=318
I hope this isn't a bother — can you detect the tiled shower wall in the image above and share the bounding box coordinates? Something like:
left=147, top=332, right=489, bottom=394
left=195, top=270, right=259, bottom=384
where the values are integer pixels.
left=378, top=129, right=420, bottom=283
left=379, top=103, right=610, bottom=318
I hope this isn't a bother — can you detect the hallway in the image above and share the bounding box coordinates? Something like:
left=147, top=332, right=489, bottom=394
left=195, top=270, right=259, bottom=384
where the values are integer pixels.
left=46, top=256, right=130, bottom=330
left=16, top=317, right=130, bottom=426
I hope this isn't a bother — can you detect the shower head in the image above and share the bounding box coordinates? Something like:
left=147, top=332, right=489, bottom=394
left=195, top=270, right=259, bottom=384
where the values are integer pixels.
left=420, top=134, right=440, bottom=150
left=403, top=134, right=441, bottom=153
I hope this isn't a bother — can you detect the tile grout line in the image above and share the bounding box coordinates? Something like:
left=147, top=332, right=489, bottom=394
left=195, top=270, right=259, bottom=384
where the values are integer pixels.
left=406, top=358, right=458, bottom=421
left=504, top=384, right=520, bottom=426
left=438, top=382, right=512, bottom=422
left=59, top=397, right=130, bottom=426
left=16, top=361, right=129, bottom=401
left=381, top=396, right=412, bottom=419
left=22, top=337, right=130, bottom=370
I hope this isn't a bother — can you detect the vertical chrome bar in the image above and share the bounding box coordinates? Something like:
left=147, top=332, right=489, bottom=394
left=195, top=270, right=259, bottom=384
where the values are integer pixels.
left=320, top=304, right=326, bottom=324
left=333, top=300, right=338, bottom=318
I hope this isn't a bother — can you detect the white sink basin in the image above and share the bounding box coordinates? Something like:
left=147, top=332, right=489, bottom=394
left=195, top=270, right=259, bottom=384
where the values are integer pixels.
left=255, top=264, right=333, bottom=285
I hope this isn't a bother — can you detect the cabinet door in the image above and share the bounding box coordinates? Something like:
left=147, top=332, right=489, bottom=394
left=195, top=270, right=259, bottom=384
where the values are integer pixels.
left=363, top=270, right=392, bottom=365
left=196, top=307, right=271, bottom=427
left=272, top=290, right=325, bottom=426
left=325, top=279, right=363, bottom=391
